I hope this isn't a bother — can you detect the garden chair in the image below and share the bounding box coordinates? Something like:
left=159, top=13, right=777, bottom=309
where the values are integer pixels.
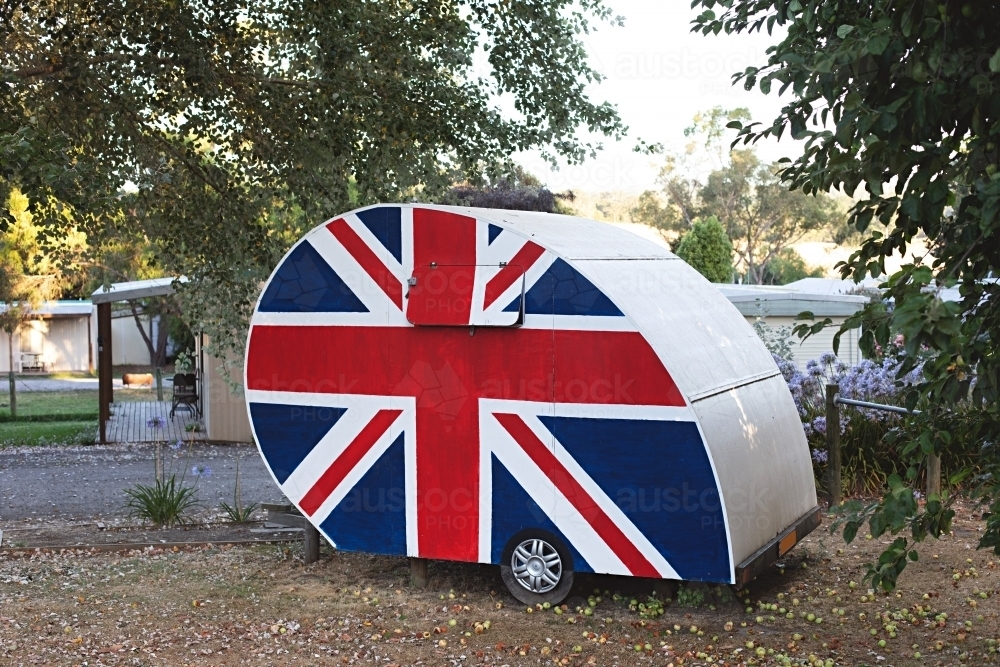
left=170, top=373, right=200, bottom=418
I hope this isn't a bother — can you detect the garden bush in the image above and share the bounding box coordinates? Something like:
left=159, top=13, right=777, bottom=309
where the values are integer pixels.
left=774, top=344, right=976, bottom=497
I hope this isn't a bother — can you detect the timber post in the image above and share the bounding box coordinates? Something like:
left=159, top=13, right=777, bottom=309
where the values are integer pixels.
left=825, top=384, right=842, bottom=507
left=410, top=558, right=429, bottom=587
left=97, top=302, right=113, bottom=444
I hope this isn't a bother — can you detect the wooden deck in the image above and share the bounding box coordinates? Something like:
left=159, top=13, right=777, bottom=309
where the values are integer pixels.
left=106, top=401, right=205, bottom=443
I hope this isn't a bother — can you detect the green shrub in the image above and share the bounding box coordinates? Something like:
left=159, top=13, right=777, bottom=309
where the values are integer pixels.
left=674, top=216, right=734, bottom=283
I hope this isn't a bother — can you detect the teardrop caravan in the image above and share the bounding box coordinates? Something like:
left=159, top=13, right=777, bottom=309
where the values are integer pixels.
left=244, top=204, right=820, bottom=604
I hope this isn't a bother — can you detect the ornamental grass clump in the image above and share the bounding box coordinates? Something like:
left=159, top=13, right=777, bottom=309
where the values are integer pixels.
left=123, top=422, right=212, bottom=526
left=124, top=474, right=199, bottom=527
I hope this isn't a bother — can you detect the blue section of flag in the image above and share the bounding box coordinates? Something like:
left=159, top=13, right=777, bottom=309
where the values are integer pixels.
left=320, top=435, right=407, bottom=556
left=259, top=241, right=368, bottom=313
left=488, top=224, right=504, bottom=245
left=539, top=416, right=730, bottom=583
left=356, top=207, right=403, bottom=263
left=505, top=258, right=624, bottom=316
left=491, top=454, right=592, bottom=573
left=249, top=402, right=347, bottom=484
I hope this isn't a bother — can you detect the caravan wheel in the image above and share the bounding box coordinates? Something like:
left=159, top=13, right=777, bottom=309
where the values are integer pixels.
left=500, top=530, right=574, bottom=605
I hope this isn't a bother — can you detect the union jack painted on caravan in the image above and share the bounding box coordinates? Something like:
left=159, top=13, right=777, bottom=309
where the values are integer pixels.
left=245, top=205, right=734, bottom=583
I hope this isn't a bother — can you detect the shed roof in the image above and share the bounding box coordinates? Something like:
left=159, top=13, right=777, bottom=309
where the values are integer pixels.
left=714, top=283, right=869, bottom=317
left=90, top=277, right=184, bottom=304
left=0, top=300, right=94, bottom=317
left=782, top=277, right=883, bottom=295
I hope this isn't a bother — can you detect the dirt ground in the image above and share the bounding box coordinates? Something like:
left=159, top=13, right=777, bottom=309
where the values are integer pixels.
left=1, top=502, right=998, bottom=667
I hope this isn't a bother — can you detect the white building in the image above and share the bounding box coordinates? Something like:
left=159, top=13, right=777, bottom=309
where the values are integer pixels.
left=0, top=300, right=165, bottom=373
left=714, top=283, right=869, bottom=366
left=0, top=301, right=95, bottom=373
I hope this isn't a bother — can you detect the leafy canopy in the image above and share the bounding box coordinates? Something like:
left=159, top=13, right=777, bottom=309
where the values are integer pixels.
left=692, top=0, right=1000, bottom=588
left=0, top=189, right=62, bottom=336
left=1, top=0, right=625, bottom=364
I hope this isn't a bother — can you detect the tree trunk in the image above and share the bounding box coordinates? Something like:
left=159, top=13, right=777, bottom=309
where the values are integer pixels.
left=128, top=301, right=157, bottom=366
left=7, top=329, right=15, bottom=418
left=154, top=315, right=169, bottom=368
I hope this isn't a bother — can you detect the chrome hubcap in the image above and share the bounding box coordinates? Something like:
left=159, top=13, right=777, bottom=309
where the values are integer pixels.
left=511, top=538, right=562, bottom=593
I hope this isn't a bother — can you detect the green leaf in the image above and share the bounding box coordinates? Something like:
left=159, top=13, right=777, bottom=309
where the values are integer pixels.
left=990, top=48, right=1000, bottom=73
left=865, top=34, right=890, bottom=56
left=836, top=24, right=854, bottom=38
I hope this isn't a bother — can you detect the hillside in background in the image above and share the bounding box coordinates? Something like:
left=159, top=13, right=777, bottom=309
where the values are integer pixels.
left=565, top=190, right=927, bottom=282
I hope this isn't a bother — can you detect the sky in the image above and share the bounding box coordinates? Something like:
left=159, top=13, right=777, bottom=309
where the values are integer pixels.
left=516, top=0, right=801, bottom=194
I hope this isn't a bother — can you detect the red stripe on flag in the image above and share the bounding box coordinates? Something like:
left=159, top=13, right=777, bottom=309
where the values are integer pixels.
left=246, top=326, right=686, bottom=407
left=493, top=412, right=661, bottom=578
left=483, top=241, right=545, bottom=309
left=299, top=409, right=402, bottom=517
left=327, top=218, right=403, bottom=310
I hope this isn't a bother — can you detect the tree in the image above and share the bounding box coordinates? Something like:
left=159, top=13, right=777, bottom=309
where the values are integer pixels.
left=693, top=1, right=1000, bottom=589
left=0, top=190, right=60, bottom=416
left=699, top=149, right=840, bottom=284
left=446, top=167, right=574, bottom=213
left=1, top=0, right=625, bottom=369
left=630, top=190, right=683, bottom=239
left=761, top=248, right=823, bottom=285
left=641, top=107, right=754, bottom=231
left=642, top=108, right=843, bottom=281
left=673, top=216, right=734, bottom=283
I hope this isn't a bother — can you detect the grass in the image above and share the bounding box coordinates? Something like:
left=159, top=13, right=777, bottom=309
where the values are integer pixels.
left=0, top=389, right=98, bottom=420
left=0, top=419, right=97, bottom=447
left=0, top=387, right=157, bottom=419
left=0, top=386, right=155, bottom=445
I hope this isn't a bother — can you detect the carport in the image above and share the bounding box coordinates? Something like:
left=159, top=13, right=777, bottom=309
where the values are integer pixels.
left=90, top=277, right=201, bottom=443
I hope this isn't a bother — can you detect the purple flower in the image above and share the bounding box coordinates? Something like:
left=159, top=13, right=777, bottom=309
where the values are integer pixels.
left=812, top=416, right=827, bottom=435
left=819, top=351, right=837, bottom=366
left=146, top=416, right=166, bottom=429
left=802, top=421, right=814, bottom=437
left=192, top=465, right=212, bottom=478
left=811, top=449, right=829, bottom=464
left=169, top=439, right=184, bottom=450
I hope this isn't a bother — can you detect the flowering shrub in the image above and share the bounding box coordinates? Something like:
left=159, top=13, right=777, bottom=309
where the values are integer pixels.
left=777, top=344, right=924, bottom=495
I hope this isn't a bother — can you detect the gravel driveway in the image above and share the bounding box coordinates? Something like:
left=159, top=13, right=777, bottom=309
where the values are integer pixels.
left=0, top=442, right=284, bottom=524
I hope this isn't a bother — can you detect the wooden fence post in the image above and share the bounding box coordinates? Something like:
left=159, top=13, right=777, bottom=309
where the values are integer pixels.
left=825, top=384, right=842, bottom=507
left=926, top=453, right=941, bottom=498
